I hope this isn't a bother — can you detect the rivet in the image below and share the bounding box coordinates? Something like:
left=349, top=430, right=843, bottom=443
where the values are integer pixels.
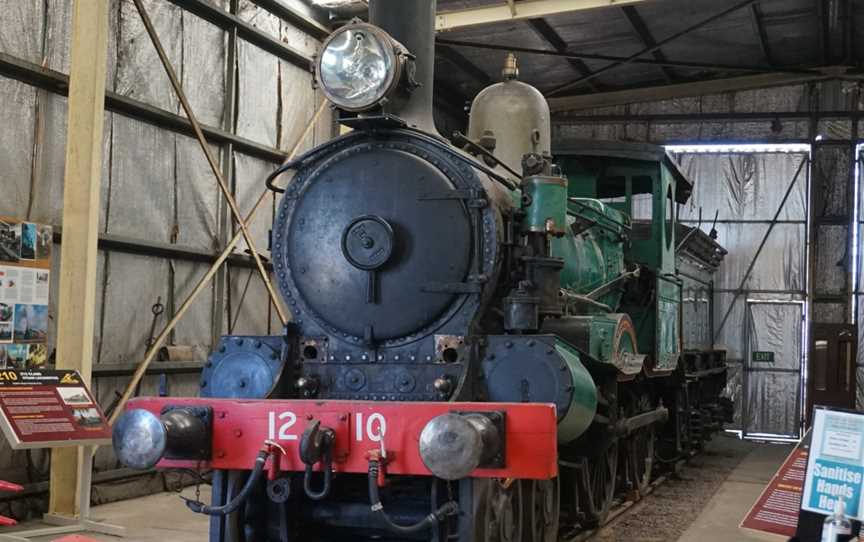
left=394, top=355, right=400, bottom=361
left=218, top=412, right=226, bottom=419
left=361, top=354, right=368, bottom=361
left=505, top=342, right=513, bottom=349
left=527, top=340, right=535, bottom=347
left=217, top=450, right=226, bottom=458
left=377, top=355, right=384, bottom=361
left=234, top=429, right=243, bottom=437
left=345, top=355, right=352, bottom=361
left=306, top=414, right=314, bottom=420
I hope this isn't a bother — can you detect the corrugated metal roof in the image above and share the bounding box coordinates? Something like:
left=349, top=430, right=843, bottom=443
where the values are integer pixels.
left=432, top=0, right=850, bottom=106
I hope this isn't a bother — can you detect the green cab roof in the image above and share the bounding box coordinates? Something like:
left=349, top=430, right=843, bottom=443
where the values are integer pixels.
left=552, top=139, right=693, bottom=204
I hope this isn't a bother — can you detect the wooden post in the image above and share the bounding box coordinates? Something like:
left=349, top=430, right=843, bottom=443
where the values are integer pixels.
left=48, top=0, right=110, bottom=518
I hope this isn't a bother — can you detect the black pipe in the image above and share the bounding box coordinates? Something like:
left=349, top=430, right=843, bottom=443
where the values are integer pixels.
left=367, top=461, right=457, bottom=535
left=369, top=0, right=437, bottom=133
left=183, top=450, right=268, bottom=516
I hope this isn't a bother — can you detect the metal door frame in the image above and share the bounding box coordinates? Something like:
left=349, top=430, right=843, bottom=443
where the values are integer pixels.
left=741, top=299, right=805, bottom=441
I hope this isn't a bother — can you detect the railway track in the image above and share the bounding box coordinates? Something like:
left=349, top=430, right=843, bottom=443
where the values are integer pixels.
left=565, top=474, right=669, bottom=542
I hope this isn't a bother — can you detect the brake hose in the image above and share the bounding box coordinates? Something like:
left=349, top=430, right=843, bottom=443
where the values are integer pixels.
left=367, top=460, right=458, bottom=535
left=182, top=449, right=268, bottom=516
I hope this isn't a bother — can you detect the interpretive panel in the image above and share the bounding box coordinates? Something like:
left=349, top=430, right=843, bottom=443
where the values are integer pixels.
left=0, top=369, right=111, bottom=449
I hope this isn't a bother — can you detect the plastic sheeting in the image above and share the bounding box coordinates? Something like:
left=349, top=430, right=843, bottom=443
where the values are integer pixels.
left=0, top=79, right=36, bottom=216
left=0, top=0, right=331, bottom=484
left=742, top=302, right=804, bottom=437
left=674, top=152, right=809, bottom=296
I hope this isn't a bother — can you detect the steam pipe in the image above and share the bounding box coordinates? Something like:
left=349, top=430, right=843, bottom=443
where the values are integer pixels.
left=369, top=0, right=437, bottom=133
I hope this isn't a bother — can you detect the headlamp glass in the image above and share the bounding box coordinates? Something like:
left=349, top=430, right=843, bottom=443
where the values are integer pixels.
left=318, top=24, right=397, bottom=111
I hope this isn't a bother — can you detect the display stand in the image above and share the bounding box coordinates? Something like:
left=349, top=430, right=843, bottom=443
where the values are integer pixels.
left=0, top=370, right=125, bottom=541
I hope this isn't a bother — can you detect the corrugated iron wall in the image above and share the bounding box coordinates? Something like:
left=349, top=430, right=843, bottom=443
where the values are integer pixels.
left=0, top=0, right=333, bottom=515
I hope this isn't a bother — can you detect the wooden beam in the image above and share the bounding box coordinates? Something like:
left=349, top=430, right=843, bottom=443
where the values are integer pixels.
left=435, top=0, right=652, bottom=31
left=48, top=0, right=110, bottom=518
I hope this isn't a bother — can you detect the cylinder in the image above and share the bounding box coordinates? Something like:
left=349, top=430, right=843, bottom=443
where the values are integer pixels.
left=522, top=175, right=568, bottom=234
left=369, top=0, right=437, bottom=133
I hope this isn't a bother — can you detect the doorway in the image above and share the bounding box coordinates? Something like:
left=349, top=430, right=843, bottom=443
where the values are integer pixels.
left=807, top=323, right=857, bottom=424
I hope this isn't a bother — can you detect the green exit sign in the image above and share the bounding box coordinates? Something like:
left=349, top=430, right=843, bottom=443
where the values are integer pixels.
left=752, top=351, right=775, bottom=363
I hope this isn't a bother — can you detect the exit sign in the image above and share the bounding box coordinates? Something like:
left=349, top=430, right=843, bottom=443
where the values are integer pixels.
left=752, top=351, right=775, bottom=363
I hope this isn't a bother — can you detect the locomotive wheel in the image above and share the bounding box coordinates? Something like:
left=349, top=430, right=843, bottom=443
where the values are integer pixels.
left=577, top=441, right=618, bottom=527
left=474, top=479, right=524, bottom=542
left=522, top=478, right=560, bottom=542
left=624, top=394, right=656, bottom=495
left=625, top=427, right=655, bottom=495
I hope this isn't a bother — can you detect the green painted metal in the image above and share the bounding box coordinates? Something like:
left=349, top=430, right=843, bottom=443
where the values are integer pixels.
left=522, top=175, right=568, bottom=234
left=554, top=149, right=691, bottom=372
left=654, top=275, right=682, bottom=371
left=553, top=199, right=628, bottom=309
left=555, top=339, right=598, bottom=443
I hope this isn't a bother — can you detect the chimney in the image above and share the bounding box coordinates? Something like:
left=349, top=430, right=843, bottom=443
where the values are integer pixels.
left=369, top=0, right=437, bottom=133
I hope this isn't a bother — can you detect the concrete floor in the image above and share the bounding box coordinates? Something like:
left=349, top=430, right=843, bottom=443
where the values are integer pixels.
left=677, top=441, right=794, bottom=542
left=3, top=438, right=792, bottom=542
left=3, top=486, right=210, bottom=542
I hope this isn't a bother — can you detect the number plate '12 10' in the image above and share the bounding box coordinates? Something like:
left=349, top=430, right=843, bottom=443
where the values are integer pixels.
left=267, top=411, right=387, bottom=442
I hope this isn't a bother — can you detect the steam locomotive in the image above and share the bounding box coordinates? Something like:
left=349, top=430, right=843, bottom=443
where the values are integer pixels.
left=112, top=1, right=732, bottom=541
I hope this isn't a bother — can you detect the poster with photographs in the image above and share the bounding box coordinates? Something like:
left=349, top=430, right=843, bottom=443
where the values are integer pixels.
left=0, top=217, right=51, bottom=369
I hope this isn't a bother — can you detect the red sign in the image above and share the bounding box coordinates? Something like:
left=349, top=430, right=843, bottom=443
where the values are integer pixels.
left=0, top=370, right=111, bottom=449
left=741, top=434, right=810, bottom=537
left=128, top=397, right=559, bottom=480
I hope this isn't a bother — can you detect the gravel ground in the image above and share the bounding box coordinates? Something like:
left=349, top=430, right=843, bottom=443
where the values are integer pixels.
left=589, top=434, right=760, bottom=542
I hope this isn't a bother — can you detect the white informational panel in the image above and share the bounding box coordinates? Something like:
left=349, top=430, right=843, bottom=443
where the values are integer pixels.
left=801, top=407, right=864, bottom=519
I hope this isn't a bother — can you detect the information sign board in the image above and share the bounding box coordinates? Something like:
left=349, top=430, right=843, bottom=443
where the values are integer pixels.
left=741, top=430, right=810, bottom=537
left=0, top=216, right=52, bottom=370
left=0, top=369, right=111, bottom=449
left=801, top=407, right=864, bottom=519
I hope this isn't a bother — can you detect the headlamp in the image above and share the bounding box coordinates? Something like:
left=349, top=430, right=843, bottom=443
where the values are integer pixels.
left=316, top=21, right=409, bottom=112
